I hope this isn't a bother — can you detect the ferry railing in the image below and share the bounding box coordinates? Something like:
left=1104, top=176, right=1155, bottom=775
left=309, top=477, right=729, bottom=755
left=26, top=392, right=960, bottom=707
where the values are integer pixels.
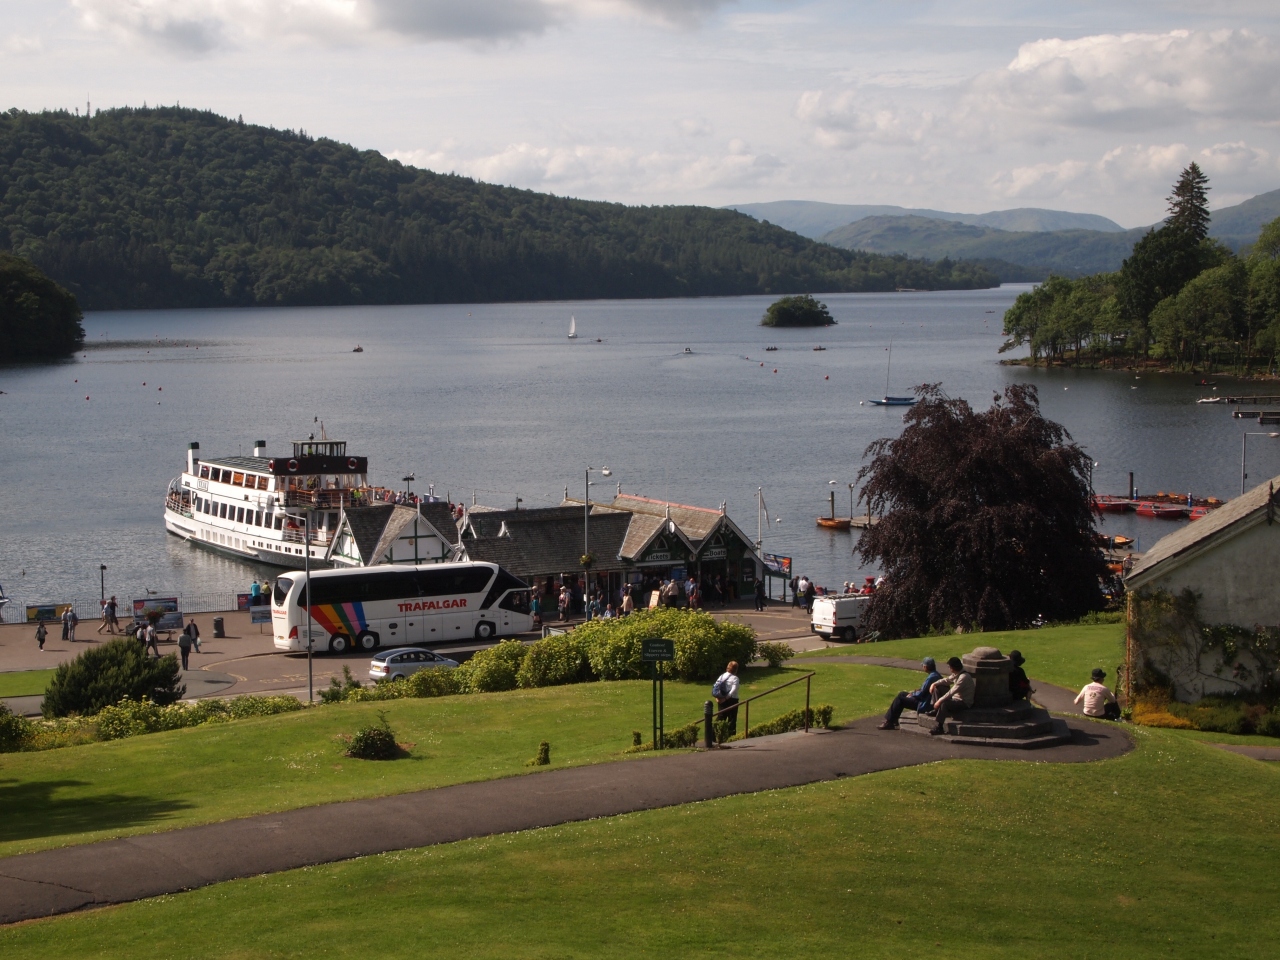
left=281, top=490, right=351, bottom=509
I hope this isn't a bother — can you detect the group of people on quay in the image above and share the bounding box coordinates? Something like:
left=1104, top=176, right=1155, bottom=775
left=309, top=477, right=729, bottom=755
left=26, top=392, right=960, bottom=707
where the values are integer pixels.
left=786, top=574, right=885, bottom=613
left=877, top=651, right=1119, bottom=734
left=530, top=572, right=743, bottom=627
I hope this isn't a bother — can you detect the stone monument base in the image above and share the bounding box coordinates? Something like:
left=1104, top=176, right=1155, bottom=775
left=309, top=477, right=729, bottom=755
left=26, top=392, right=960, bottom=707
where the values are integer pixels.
left=901, top=700, right=1072, bottom=749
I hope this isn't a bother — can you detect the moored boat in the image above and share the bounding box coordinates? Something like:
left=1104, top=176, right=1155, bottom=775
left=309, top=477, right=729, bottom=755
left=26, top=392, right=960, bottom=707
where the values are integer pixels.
left=1135, top=501, right=1189, bottom=519
left=1091, top=495, right=1136, bottom=513
left=816, top=516, right=852, bottom=530
left=163, top=438, right=372, bottom=567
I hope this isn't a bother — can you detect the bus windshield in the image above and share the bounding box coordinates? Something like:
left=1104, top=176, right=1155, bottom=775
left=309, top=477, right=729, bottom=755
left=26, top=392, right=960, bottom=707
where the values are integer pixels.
left=273, top=578, right=293, bottom=606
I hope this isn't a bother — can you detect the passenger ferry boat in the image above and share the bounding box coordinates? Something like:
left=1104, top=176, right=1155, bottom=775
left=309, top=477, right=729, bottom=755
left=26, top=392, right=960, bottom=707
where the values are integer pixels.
left=164, top=439, right=369, bottom=567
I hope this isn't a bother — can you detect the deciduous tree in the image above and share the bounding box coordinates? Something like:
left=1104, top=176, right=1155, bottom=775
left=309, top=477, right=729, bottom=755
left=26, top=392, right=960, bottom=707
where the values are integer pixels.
left=856, top=383, right=1106, bottom=636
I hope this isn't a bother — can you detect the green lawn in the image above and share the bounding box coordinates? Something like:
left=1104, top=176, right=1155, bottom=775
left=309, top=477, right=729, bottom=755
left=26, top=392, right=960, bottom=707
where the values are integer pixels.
left=5, top=727, right=1276, bottom=959
left=0, top=662, right=913, bottom=859
left=0, top=669, right=54, bottom=698
left=800, top=622, right=1125, bottom=691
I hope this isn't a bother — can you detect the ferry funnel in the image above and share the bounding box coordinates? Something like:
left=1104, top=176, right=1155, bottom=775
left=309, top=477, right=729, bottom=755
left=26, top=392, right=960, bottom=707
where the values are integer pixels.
left=253, top=441, right=267, bottom=457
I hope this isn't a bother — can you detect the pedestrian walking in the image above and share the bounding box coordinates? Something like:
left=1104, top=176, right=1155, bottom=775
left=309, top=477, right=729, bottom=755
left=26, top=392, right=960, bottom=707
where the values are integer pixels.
left=35, top=619, right=48, bottom=651
left=144, top=621, right=161, bottom=658
left=178, top=627, right=192, bottom=670
left=106, top=596, right=119, bottom=633
left=184, top=617, right=202, bottom=654
left=712, top=661, right=741, bottom=737
left=621, top=589, right=634, bottom=617
left=753, top=577, right=766, bottom=611
left=98, top=598, right=112, bottom=634
left=558, top=587, right=569, bottom=621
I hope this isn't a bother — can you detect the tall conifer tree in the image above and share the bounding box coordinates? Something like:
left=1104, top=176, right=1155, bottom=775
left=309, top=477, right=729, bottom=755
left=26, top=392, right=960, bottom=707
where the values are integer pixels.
left=1165, top=162, right=1211, bottom=241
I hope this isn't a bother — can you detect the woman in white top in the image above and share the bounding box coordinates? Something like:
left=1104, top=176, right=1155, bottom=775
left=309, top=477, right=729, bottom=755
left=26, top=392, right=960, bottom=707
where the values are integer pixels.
left=713, top=661, right=741, bottom=736
left=1074, top=668, right=1119, bottom=719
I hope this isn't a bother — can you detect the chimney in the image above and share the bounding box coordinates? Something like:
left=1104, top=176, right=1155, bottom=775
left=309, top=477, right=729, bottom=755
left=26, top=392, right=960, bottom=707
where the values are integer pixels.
left=187, top=442, right=200, bottom=474
left=252, top=441, right=267, bottom=458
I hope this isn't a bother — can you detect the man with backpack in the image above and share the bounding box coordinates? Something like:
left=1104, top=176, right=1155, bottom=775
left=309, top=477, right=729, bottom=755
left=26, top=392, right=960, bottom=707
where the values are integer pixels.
left=712, top=661, right=741, bottom=737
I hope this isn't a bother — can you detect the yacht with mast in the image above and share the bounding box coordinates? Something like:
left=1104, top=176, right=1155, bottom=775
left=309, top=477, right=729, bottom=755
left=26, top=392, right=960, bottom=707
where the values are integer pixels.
left=868, top=340, right=917, bottom=406
left=163, top=436, right=370, bottom=566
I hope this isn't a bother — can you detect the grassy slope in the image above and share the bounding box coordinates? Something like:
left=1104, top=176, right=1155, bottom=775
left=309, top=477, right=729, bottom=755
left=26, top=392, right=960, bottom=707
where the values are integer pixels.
left=6, top=728, right=1277, bottom=959
left=0, top=669, right=54, bottom=698
left=799, top=623, right=1125, bottom=691
left=0, top=663, right=911, bottom=858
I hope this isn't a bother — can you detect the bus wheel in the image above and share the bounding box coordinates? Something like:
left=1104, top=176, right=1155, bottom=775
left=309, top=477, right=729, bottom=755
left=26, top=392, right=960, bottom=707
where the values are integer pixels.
left=329, top=634, right=350, bottom=654
left=356, top=631, right=379, bottom=651
left=475, top=621, right=496, bottom=641
left=841, top=626, right=857, bottom=643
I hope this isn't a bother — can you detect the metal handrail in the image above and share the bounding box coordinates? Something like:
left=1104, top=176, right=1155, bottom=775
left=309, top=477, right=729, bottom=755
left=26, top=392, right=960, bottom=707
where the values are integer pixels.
left=699, top=670, right=815, bottom=745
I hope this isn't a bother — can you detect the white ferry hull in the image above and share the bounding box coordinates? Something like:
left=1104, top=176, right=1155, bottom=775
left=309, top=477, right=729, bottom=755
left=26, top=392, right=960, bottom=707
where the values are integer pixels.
left=164, top=507, right=329, bottom=569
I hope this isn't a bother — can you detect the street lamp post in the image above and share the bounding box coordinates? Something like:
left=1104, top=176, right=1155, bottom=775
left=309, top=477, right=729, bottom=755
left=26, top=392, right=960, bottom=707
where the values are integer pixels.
left=285, top=508, right=316, bottom=702
left=1242, top=432, right=1280, bottom=495
left=99, top=564, right=107, bottom=602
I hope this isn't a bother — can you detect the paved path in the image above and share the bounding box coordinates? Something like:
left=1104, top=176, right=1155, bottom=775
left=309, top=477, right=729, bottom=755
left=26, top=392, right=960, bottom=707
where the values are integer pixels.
left=0, top=714, right=1129, bottom=926
left=1209, top=743, right=1280, bottom=761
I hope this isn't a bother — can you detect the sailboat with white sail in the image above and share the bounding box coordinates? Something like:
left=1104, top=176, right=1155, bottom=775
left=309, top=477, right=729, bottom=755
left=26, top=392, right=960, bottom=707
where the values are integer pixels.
left=868, top=339, right=917, bottom=406
left=568, top=316, right=578, bottom=339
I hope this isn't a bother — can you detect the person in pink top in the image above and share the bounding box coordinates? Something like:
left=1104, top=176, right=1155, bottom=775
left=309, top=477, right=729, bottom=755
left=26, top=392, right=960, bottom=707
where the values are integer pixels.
left=1075, top=668, right=1119, bottom=720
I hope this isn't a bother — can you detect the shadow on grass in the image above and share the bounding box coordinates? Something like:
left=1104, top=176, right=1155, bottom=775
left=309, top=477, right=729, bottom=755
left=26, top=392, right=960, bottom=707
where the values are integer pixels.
left=0, top=778, right=194, bottom=846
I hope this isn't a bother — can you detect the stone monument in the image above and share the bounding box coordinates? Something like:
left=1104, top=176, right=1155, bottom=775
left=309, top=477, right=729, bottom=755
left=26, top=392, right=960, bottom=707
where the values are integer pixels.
left=902, top=646, right=1071, bottom=748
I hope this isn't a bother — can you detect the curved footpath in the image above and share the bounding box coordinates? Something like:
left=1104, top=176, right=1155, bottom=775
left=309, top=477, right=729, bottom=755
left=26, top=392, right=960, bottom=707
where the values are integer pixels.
left=0, top=702, right=1129, bottom=926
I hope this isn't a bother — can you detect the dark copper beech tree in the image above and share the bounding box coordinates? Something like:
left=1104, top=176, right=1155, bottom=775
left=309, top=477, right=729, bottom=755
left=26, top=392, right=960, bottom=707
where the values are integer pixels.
left=856, top=383, right=1106, bottom=636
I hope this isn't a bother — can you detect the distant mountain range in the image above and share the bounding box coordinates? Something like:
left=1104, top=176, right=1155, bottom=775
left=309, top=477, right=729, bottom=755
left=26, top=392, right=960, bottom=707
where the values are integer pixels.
left=728, top=191, right=1280, bottom=280
left=726, top=201, right=1126, bottom=238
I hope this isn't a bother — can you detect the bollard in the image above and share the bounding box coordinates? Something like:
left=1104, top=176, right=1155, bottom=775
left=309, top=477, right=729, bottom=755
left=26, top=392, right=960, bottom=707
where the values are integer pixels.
left=704, top=700, right=715, bottom=749
left=213, top=616, right=225, bottom=639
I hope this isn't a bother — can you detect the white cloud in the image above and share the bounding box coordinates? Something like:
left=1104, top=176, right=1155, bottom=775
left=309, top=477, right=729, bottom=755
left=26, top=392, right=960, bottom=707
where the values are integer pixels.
left=966, top=29, right=1280, bottom=131
left=70, top=0, right=736, bottom=51
left=795, top=90, right=936, bottom=149
left=4, top=35, right=45, bottom=55
left=390, top=138, right=784, bottom=197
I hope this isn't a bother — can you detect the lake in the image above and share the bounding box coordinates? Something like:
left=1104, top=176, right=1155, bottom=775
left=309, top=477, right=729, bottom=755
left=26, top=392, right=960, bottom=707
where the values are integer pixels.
left=2, top=287, right=1276, bottom=612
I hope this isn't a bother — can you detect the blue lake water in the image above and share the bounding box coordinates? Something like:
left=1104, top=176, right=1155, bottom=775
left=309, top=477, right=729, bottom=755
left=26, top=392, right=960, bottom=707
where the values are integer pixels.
left=2, top=286, right=1277, bottom=611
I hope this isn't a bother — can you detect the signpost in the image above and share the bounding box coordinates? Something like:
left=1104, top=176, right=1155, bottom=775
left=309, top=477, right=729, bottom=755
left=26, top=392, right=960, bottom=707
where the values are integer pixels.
left=642, top=638, right=675, bottom=749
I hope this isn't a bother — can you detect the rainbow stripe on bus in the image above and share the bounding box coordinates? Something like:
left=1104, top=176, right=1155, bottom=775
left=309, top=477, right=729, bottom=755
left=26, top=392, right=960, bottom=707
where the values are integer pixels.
left=307, top=602, right=368, bottom=638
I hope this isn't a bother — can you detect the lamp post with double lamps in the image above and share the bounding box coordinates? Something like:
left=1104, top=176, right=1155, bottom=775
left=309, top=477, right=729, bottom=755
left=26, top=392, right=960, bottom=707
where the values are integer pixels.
left=1242, top=432, right=1280, bottom=495
left=284, top=508, right=316, bottom=703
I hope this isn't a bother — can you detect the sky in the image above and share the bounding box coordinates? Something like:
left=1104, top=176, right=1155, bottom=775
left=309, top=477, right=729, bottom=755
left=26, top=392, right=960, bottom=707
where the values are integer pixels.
left=2, top=1, right=1279, bottom=227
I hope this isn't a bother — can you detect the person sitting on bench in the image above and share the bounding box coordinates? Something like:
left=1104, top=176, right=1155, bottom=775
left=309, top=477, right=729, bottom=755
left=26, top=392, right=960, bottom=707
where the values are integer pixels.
left=878, top=657, right=942, bottom=730
left=930, top=657, right=975, bottom=735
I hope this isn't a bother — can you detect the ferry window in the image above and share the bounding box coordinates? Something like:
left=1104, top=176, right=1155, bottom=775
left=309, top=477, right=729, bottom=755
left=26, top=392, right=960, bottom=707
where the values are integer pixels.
left=328, top=512, right=338, bottom=529
left=254, top=511, right=263, bottom=527
left=199, top=465, right=210, bottom=479
left=257, top=476, right=269, bottom=490
left=274, top=516, right=283, bottom=530
left=233, top=507, right=243, bottom=524
left=232, top=472, right=244, bottom=486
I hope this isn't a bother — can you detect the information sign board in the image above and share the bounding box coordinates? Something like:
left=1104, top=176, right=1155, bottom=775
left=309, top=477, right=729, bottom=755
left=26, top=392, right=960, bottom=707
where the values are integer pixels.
left=763, top=553, right=792, bottom=577
left=26, top=603, right=73, bottom=623
left=251, top=607, right=272, bottom=624
left=133, top=597, right=184, bottom=630
left=641, top=638, right=675, bottom=662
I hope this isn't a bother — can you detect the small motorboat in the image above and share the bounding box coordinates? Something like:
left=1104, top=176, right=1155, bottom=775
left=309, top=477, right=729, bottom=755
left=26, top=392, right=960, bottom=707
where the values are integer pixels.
left=1135, top=501, right=1189, bottom=519
left=869, top=396, right=918, bottom=406
left=816, top=517, right=852, bottom=531
left=1196, top=396, right=1223, bottom=404
left=352, top=345, right=364, bottom=353
left=765, top=346, right=778, bottom=352
left=1091, top=495, right=1136, bottom=513
left=813, top=346, right=826, bottom=351
left=684, top=347, right=692, bottom=353
left=1189, top=506, right=1210, bottom=520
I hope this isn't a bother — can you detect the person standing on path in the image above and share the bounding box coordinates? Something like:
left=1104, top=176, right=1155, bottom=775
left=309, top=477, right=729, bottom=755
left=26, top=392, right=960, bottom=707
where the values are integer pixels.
left=66, top=607, right=78, bottom=642
left=144, top=621, right=161, bottom=658
left=35, top=619, right=48, bottom=651
left=620, top=589, right=634, bottom=617
left=177, top=627, right=192, bottom=670
left=713, top=661, right=741, bottom=737
left=61, top=607, right=72, bottom=643
left=878, top=657, right=942, bottom=730
left=803, top=577, right=817, bottom=614
left=184, top=617, right=201, bottom=654
left=530, top=592, right=542, bottom=628
left=929, top=657, right=975, bottom=735
left=107, top=596, right=119, bottom=633
left=790, top=576, right=800, bottom=608
left=1074, top=669, right=1120, bottom=720
left=97, top=598, right=113, bottom=634
left=753, top=577, right=766, bottom=611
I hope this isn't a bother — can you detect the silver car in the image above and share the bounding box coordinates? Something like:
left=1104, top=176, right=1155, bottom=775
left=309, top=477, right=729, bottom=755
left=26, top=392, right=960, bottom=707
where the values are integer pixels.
left=369, top=647, right=460, bottom=683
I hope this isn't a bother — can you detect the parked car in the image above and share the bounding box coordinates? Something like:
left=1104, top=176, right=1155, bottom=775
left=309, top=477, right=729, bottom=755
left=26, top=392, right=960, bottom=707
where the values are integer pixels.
left=810, top=594, right=871, bottom=642
left=369, top=647, right=459, bottom=683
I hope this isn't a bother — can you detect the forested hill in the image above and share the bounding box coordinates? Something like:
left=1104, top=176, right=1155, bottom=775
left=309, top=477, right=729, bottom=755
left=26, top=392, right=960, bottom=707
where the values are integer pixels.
left=0, top=108, right=997, bottom=311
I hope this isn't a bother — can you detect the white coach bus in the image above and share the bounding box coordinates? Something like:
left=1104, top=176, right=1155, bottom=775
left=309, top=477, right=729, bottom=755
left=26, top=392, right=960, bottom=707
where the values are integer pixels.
left=272, top=561, right=532, bottom=654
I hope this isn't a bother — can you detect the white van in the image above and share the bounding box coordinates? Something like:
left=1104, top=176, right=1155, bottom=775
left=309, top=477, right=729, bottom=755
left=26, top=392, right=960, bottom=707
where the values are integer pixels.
left=810, top=594, right=871, bottom=642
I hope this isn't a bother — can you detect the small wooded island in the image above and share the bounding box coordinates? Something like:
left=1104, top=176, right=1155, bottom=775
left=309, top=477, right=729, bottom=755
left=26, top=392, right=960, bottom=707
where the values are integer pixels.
left=0, top=253, right=85, bottom=362
left=761, top=294, right=836, bottom=327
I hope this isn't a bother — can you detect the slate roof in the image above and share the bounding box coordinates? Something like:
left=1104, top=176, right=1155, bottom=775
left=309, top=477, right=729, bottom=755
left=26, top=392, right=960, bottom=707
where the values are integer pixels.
left=340, top=504, right=400, bottom=564
left=462, top=507, right=632, bottom=578
left=1126, top=473, right=1280, bottom=587
left=200, top=455, right=272, bottom=472
left=333, top=502, right=460, bottom=565
left=419, top=501, right=461, bottom=544
left=610, top=494, right=725, bottom=544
